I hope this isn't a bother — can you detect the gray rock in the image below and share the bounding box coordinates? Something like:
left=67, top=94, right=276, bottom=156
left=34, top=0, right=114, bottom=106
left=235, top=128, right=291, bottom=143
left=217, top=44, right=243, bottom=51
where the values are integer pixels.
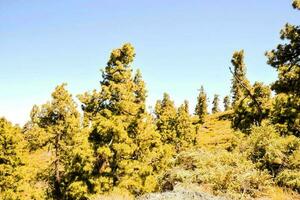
left=138, top=187, right=228, bottom=200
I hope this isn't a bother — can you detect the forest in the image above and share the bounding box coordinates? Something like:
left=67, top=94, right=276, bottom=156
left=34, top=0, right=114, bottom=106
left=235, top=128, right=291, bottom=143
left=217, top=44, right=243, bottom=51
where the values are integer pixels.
left=1, top=1, right=300, bottom=200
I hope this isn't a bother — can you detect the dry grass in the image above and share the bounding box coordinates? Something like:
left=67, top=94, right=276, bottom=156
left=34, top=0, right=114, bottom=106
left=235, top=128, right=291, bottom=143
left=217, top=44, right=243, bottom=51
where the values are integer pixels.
left=196, top=112, right=241, bottom=151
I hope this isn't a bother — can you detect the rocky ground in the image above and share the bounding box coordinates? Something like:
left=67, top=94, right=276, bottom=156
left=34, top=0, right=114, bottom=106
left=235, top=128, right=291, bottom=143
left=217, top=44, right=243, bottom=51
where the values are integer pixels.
left=138, top=186, right=227, bottom=200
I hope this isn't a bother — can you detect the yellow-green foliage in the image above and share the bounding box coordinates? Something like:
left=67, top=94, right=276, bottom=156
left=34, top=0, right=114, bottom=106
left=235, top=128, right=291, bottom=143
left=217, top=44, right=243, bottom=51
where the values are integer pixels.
left=196, top=112, right=240, bottom=151
left=63, top=127, right=95, bottom=200
left=223, top=96, right=231, bottom=111
left=79, top=43, right=167, bottom=196
left=294, top=0, right=300, bottom=9
left=175, top=100, right=196, bottom=151
left=29, top=83, right=85, bottom=199
left=230, top=50, right=250, bottom=106
left=161, top=149, right=272, bottom=199
left=194, top=86, right=208, bottom=123
left=0, top=118, right=26, bottom=199
left=241, top=125, right=300, bottom=191
left=1, top=16, right=300, bottom=198
left=211, top=94, right=220, bottom=114
left=171, top=114, right=300, bottom=198
left=232, top=82, right=272, bottom=132
left=266, top=18, right=300, bottom=136
left=155, top=93, right=177, bottom=145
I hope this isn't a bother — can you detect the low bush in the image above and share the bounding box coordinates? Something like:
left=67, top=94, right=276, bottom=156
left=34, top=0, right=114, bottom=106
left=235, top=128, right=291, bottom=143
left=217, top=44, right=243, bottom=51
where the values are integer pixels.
left=240, top=125, right=300, bottom=191
left=160, top=149, right=272, bottom=199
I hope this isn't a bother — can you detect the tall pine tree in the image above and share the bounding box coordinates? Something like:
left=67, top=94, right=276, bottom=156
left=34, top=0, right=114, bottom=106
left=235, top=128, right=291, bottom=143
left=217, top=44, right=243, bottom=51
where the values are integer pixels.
left=79, top=43, right=166, bottom=195
left=30, top=84, right=83, bottom=199
left=266, top=3, right=300, bottom=136
left=223, top=96, right=231, bottom=111
left=230, top=50, right=250, bottom=106
left=212, top=94, right=220, bottom=114
left=154, top=93, right=177, bottom=144
left=195, top=86, right=208, bottom=123
left=175, top=100, right=195, bottom=151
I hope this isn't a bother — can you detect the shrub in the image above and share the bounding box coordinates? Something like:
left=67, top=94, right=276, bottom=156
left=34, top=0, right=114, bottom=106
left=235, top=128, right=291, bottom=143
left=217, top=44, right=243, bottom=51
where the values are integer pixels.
left=276, top=170, right=300, bottom=191
left=160, top=149, right=272, bottom=199
left=242, top=125, right=300, bottom=191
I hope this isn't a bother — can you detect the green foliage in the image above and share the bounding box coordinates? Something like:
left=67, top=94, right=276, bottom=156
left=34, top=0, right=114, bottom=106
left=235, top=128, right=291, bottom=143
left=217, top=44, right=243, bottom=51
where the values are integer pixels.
left=2, top=11, right=300, bottom=198
left=223, top=96, right=231, bottom=111
left=242, top=125, right=300, bottom=190
left=160, top=149, right=272, bottom=199
left=293, top=0, right=300, bottom=9
left=271, top=93, right=300, bottom=136
left=194, top=86, right=208, bottom=123
left=232, top=82, right=271, bottom=132
left=276, top=169, right=300, bottom=191
left=0, top=118, right=26, bottom=199
left=23, top=120, right=48, bottom=151
left=197, top=113, right=241, bottom=151
left=175, top=100, right=196, bottom=151
left=230, top=50, right=250, bottom=106
left=30, top=83, right=84, bottom=199
left=133, top=69, right=147, bottom=112
left=63, top=127, right=95, bottom=200
left=266, top=22, right=300, bottom=136
left=211, top=94, right=220, bottom=114
left=79, top=43, right=166, bottom=195
left=154, top=93, right=177, bottom=144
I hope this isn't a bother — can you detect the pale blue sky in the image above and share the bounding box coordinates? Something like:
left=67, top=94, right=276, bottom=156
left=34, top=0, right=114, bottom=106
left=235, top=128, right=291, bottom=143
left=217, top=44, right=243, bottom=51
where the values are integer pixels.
left=0, top=0, right=299, bottom=125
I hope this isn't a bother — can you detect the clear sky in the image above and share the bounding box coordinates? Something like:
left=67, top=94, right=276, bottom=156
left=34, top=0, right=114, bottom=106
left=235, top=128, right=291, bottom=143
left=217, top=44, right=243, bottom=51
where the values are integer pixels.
left=1, top=0, right=299, bottom=125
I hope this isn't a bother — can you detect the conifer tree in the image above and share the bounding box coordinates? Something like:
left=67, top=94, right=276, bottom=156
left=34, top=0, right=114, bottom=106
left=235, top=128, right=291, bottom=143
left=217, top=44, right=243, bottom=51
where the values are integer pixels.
left=293, top=0, right=300, bottom=9
left=79, top=43, right=166, bottom=195
left=223, top=96, right=231, bottom=111
left=30, top=84, right=83, bottom=199
left=23, top=117, right=49, bottom=152
left=154, top=93, right=177, bottom=144
left=212, top=94, right=220, bottom=114
left=195, top=86, right=208, bottom=123
left=0, top=118, right=26, bottom=199
left=230, top=50, right=250, bottom=106
left=265, top=3, right=300, bottom=136
left=134, top=69, right=147, bottom=113
left=232, top=82, right=271, bottom=132
left=63, top=126, right=95, bottom=200
left=175, top=100, right=195, bottom=151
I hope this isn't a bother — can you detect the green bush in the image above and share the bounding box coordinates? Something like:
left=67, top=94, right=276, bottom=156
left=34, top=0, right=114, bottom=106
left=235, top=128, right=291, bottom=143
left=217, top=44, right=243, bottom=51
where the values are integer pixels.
left=276, top=169, right=300, bottom=191
left=242, top=125, right=300, bottom=191
left=160, top=149, right=272, bottom=199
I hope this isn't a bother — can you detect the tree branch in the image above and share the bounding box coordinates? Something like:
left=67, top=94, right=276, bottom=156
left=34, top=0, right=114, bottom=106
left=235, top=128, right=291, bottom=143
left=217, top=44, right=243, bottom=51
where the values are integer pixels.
left=229, top=67, right=263, bottom=125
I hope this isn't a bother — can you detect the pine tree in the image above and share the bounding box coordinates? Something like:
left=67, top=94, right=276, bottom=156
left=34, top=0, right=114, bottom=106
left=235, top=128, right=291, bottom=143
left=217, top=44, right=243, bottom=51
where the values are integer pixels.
left=63, top=126, right=95, bottom=200
left=134, top=69, right=147, bottom=113
left=195, top=86, right=208, bottom=123
left=223, top=96, right=231, bottom=111
left=230, top=50, right=250, bottom=106
left=175, top=100, right=195, bottom=151
left=293, top=0, right=300, bottom=9
left=212, top=94, right=220, bottom=114
left=79, top=43, right=166, bottom=195
left=266, top=4, right=300, bottom=136
left=0, top=118, right=26, bottom=199
left=232, top=82, right=271, bottom=132
left=154, top=93, right=177, bottom=144
left=30, top=84, right=83, bottom=199
left=23, top=118, right=48, bottom=151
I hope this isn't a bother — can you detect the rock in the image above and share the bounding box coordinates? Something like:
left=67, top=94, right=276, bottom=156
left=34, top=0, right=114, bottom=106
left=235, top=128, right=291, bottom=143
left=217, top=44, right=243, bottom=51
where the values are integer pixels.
left=138, top=186, right=228, bottom=200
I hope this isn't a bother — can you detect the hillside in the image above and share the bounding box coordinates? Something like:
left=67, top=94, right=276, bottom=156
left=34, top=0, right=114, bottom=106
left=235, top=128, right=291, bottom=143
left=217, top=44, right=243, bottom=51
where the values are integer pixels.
left=1, top=3, right=299, bottom=197
left=149, top=113, right=300, bottom=200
